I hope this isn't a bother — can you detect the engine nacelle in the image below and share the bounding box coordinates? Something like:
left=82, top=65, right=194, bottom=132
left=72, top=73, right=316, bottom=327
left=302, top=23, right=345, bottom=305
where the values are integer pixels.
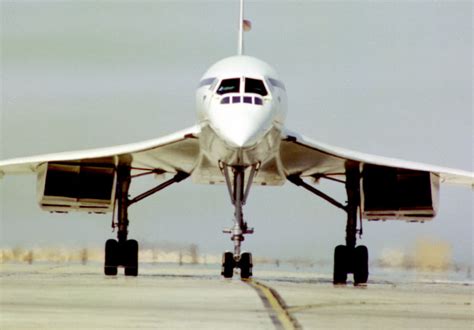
left=361, top=165, right=439, bottom=222
left=37, top=162, right=116, bottom=213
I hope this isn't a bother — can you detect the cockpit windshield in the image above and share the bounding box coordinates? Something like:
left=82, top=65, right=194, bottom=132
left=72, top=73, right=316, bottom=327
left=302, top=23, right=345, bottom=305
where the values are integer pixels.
left=245, top=78, right=268, bottom=96
left=216, top=78, right=240, bottom=95
left=215, top=77, right=269, bottom=97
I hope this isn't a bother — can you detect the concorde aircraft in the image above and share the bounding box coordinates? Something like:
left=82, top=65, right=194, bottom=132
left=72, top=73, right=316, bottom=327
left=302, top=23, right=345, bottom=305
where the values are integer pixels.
left=1, top=0, right=473, bottom=285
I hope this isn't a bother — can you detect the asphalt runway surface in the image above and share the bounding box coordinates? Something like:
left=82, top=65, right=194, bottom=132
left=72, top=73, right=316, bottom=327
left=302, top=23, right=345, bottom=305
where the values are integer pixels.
left=1, top=263, right=472, bottom=329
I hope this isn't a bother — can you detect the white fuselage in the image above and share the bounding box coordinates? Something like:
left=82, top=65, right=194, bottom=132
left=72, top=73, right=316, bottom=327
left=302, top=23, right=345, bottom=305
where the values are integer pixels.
left=194, top=56, right=287, bottom=178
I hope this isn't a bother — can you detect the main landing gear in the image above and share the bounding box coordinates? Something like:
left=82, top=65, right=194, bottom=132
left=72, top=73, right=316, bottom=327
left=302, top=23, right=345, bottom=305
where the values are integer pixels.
left=220, top=163, right=258, bottom=279
left=288, top=164, right=369, bottom=286
left=104, top=167, right=139, bottom=276
left=333, top=166, right=368, bottom=285
left=105, top=238, right=139, bottom=276
left=104, top=166, right=189, bottom=276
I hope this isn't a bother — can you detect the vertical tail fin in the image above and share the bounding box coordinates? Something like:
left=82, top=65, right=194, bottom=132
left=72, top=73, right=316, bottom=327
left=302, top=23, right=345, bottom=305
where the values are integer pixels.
left=238, top=0, right=252, bottom=56
left=238, top=0, right=244, bottom=55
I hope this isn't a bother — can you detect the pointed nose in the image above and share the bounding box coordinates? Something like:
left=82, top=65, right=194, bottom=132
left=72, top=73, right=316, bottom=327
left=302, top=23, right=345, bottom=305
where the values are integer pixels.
left=221, top=123, right=259, bottom=148
left=209, top=104, right=273, bottom=148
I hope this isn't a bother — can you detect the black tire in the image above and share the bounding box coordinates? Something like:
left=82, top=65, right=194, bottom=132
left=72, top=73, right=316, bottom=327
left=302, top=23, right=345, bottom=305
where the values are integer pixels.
left=239, top=252, right=253, bottom=279
left=104, top=239, right=118, bottom=276
left=124, top=239, right=139, bottom=276
left=333, top=245, right=348, bottom=284
left=353, top=245, right=369, bottom=285
left=221, top=252, right=234, bottom=279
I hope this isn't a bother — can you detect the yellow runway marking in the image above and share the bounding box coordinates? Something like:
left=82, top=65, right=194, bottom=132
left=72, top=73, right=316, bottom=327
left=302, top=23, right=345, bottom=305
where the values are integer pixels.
left=245, top=279, right=301, bottom=330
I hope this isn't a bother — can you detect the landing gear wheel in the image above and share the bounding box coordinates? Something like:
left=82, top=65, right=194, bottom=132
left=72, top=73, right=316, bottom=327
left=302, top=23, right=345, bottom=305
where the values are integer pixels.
left=354, top=245, right=368, bottom=285
left=239, top=252, right=253, bottom=279
left=124, top=239, right=139, bottom=276
left=104, top=239, right=118, bottom=276
left=333, top=245, right=348, bottom=285
left=221, top=252, right=234, bottom=279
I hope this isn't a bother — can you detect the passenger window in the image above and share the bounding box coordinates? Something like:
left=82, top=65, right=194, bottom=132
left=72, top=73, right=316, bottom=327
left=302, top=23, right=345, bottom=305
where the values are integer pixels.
left=245, top=78, right=268, bottom=96
left=217, top=78, right=240, bottom=95
left=243, top=96, right=252, bottom=104
left=232, top=96, right=241, bottom=103
left=254, top=97, right=263, bottom=105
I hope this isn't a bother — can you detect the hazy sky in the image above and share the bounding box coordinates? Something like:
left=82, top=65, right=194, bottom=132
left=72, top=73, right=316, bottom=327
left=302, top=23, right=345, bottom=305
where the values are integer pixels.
left=1, top=1, right=472, bottom=265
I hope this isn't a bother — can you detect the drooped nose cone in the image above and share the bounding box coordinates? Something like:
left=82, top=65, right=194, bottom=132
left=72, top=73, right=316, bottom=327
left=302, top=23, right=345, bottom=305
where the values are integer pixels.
left=209, top=103, right=274, bottom=148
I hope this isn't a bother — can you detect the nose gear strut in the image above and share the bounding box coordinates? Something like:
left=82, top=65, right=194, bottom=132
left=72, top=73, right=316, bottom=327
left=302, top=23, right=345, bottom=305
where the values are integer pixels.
left=219, top=162, right=259, bottom=279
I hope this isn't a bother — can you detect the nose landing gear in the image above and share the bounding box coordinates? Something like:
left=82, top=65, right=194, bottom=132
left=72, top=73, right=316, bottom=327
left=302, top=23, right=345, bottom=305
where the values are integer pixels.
left=220, top=163, right=258, bottom=279
left=221, top=251, right=253, bottom=279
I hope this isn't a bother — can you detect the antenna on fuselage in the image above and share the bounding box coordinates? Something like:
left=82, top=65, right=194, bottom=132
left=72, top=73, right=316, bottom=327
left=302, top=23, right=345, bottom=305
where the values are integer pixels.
left=238, top=0, right=251, bottom=56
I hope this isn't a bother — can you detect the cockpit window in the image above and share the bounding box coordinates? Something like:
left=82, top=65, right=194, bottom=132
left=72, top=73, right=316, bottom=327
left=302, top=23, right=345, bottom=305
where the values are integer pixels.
left=245, top=78, right=268, bottom=96
left=221, top=96, right=230, bottom=104
left=220, top=95, right=264, bottom=105
left=268, top=78, right=286, bottom=91
left=216, top=78, right=240, bottom=95
left=198, top=77, right=216, bottom=88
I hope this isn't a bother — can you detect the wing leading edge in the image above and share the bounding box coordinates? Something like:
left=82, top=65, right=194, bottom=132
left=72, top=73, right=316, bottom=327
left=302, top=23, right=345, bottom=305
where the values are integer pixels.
left=0, top=125, right=202, bottom=177
left=281, top=129, right=474, bottom=188
left=280, top=129, right=472, bottom=222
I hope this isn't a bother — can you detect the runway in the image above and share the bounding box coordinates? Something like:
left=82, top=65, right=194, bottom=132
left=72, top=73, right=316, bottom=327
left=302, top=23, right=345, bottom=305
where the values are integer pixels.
left=1, top=263, right=472, bottom=329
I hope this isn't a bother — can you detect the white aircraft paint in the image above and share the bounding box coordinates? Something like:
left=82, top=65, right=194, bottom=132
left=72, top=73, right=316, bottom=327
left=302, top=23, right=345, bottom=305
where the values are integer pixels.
left=0, top=0, right=472, bottom=188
